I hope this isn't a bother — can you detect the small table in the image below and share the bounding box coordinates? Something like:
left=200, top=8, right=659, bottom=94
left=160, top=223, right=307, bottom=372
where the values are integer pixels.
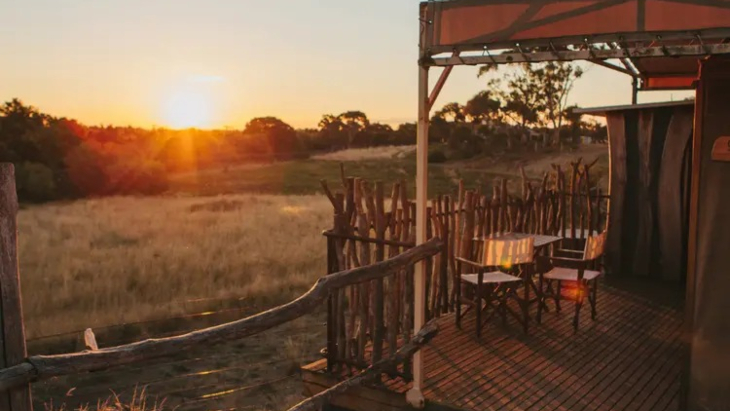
left=474, top=232, right=563, bottom=319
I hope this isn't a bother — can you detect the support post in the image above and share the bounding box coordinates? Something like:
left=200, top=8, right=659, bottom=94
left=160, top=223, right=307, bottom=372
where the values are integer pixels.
left=0, top=164, right=32, bottom=411
left=406, top=59, right=430, bottom=410
left=631, top=78, right=639, bottom=105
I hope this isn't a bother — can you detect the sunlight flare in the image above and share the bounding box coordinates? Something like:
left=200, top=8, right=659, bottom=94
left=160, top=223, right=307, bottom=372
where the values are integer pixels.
left=162, top=90, right=213, bottom=129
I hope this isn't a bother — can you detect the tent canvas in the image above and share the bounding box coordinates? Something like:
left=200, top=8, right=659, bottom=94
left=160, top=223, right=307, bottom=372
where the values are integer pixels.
left=420, top=0, right=730, bottom=90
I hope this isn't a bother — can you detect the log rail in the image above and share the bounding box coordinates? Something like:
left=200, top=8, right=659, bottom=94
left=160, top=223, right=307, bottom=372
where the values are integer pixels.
left=0, top=238, right=442, bottom=393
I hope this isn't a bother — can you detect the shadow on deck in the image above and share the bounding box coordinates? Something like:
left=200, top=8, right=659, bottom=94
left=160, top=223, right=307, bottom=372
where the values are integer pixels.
left=301, top=278, right=685, bottom=411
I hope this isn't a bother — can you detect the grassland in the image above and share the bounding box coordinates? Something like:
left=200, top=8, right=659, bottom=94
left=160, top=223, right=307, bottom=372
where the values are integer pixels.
left=167, top=144, right=609, bottom=198
left=19, top=194, right=331, bottom=340
left=311, top=145, right=416, bottom=161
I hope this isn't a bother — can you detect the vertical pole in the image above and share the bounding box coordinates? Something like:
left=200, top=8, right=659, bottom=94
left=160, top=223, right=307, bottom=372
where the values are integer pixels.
left=325, top=235, right=336, bottom=373
left=406, top=54, right=430, bottom=410
left=631, top=78, right=639, bottom=105
left=0, top=164, right=32, bottom=411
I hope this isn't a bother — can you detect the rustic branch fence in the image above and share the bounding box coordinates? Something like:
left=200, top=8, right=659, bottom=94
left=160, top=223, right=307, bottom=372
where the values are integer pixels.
left=0, top=163, right=443, bottom=411
left=321, top=158, right=609, bottom=375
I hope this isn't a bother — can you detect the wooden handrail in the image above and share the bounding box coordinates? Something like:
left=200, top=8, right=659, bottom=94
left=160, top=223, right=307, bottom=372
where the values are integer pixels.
left=0, top=237, right=443, bottom=392
left=322, top=230, right=416, bottom=248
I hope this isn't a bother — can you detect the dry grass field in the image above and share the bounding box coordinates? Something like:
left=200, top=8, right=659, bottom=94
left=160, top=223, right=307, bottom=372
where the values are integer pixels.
left=24, top=194, right=333, bottom=410
left=311, top=145, right=416, bottom=161
left=19, top=194, right=331, bottom=340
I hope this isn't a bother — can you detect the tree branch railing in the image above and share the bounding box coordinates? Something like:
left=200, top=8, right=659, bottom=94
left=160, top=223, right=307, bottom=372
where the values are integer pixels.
left=0, top=229, right=442, bottom=394
left=288, top=320, right=439, bottom=411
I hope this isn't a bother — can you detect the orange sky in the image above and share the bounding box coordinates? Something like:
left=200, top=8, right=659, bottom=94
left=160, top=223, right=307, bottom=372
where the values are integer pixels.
left=0, top=0, right=693, bottom=129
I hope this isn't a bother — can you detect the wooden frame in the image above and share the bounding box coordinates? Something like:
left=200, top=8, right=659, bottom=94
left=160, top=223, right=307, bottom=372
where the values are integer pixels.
left=455, top=256, right=527, bottom=336
left=419, top=0, right=730, bottom=92
left=536, top=233, right=606, bottom=331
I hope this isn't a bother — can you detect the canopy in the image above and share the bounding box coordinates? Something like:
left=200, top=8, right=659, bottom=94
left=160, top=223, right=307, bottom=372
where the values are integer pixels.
left=420, top=0, right=730, bottom=90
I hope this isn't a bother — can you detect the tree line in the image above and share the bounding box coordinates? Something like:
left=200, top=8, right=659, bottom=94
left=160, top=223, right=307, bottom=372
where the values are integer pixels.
left=0, top=100, right=419, bottom=202
left=1, top=62, right=605, bottom=202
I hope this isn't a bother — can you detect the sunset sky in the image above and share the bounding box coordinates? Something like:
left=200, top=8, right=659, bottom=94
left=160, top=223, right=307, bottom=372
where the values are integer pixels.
left=0, top=0, right=692, bottom=129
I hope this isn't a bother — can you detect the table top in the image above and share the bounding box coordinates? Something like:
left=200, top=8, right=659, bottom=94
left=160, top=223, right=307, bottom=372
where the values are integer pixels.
left=475, top=232, right=563, bottom=248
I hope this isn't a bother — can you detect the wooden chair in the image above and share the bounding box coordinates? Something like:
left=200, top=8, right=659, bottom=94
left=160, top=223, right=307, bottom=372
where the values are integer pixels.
left=537, top=231, right=607, bottom=331
left=456, top=237, right=535, bottom=336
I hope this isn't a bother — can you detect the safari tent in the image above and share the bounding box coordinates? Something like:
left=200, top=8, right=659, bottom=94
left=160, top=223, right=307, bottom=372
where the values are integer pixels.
left=301, top=1, right=730, bottom=410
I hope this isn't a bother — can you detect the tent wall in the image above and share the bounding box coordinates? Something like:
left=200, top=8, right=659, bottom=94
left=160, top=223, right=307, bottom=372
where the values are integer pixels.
left=687, top=56, right=730, bottom=411
left=605, top=104, right=693, bottom=280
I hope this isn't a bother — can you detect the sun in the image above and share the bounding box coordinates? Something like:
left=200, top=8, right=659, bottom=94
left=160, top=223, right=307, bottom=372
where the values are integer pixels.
left=162, top=90, right=213, bottom=129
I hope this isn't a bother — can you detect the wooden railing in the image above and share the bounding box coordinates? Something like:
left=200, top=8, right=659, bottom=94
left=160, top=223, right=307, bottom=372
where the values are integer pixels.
left=0, top=163, right=443, bottom=411
left=321, top=159, right=609, bottom=375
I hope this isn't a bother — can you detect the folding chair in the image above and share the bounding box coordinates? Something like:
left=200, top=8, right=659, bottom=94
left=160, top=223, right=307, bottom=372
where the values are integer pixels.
left=537, top=231, right=607, bottom=331
left=456, top=237, right=535, bottom=336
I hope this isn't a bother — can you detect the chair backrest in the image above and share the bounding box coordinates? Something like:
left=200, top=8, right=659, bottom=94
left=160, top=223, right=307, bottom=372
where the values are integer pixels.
left=583, top=231, right=607, bottom=260
left=483, top=237, right=535, bottom=267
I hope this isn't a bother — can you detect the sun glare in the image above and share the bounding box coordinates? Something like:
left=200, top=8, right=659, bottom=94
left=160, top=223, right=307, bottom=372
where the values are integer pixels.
left=163, top=90, right=213, bottom=129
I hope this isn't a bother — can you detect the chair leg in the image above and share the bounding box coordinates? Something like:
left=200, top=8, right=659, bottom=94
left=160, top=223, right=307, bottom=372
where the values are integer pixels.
left=536, top=275, right=544, bottom=325
left=521, top=294, right=529, bottom=334
left=476, top=283, right=483, bottom=338
left=555, top=281, right=562, bottom=312
left=500, top=288, right=509, bottom=327
left=590, top=279, right=598, bottom=320
left=456, top=293, right=462, bottom=329
left=573, top=281, right=587, bottom=331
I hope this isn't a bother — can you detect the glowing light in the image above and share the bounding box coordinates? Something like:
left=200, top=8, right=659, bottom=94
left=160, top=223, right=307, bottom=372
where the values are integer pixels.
left=281, top=206, right=308, bottom=215
left=162, top=90, right=213, bottom=129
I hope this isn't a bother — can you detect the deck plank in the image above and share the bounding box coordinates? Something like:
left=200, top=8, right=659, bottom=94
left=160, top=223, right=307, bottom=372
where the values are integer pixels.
left=301, top=278, right=684, bottom=411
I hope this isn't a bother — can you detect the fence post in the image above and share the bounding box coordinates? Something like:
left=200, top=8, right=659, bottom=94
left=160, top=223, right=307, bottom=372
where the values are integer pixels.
left=0, top=164, right=32, bottom=411
left=325, top=234, right=337, bottom=374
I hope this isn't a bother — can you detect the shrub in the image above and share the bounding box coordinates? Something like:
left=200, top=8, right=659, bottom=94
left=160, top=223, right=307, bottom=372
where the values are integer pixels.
left=15, top=162, right=57, bottom=202
left=428, top=149, right=448, bottom=163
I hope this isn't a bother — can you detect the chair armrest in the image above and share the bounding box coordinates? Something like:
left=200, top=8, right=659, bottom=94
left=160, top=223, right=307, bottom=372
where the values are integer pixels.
left=455, top=256, right=487, bottom=270
left=537, top=255, right=589, bottom=270
left=557, top=248, right=584, bottom=255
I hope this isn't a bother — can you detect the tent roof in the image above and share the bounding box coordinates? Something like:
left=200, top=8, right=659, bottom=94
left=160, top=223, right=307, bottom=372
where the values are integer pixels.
left=574, top=99, right=694, bottom=115
left=420, top=0, right=730, bottom=90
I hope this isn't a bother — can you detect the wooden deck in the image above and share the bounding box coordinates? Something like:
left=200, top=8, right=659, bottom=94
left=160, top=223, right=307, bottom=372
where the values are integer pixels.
left=302, top=278, right=685, bottom=411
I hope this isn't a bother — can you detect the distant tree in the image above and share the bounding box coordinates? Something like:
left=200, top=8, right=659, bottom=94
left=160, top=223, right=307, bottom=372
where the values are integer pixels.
left=563, top=105, right=585, bottom=146
left=434, top=102, right=469, bottom=149
left=243, top=117, right=300, bottom=160
left=64, top=144, right=109, bottom=196
left=338, top=111, right=370, bottom=148
left=429, top=115, right=450, bottom=144
left=479, top=65, right=540, bottom=147
left=478, top=62, right=583, bottom=147
left=15, top=162, right=56, bottom=202
left=537, top=62, right=584, bottom=145
left=360, top=123, right=393, bottom=147
left=394, top=123, right=417, bottom=145
left=317, top=114, right=345, bottom=148
left=464, top=91, right=501, bottom=125
left=434, top=102, right=466, bottom=123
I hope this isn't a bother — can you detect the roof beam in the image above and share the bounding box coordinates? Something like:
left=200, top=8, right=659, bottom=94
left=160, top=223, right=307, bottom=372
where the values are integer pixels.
left=427, top=29, right=730, bottom=55
left=589, top=59, right=639, bottom=77
left=426, top=43, right=730, bottom=66
left=428, top=66, right=453, bottom=111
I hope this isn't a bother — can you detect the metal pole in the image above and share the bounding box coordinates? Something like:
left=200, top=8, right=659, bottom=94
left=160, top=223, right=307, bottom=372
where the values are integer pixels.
left=406, top=61, right=430, bottom=410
